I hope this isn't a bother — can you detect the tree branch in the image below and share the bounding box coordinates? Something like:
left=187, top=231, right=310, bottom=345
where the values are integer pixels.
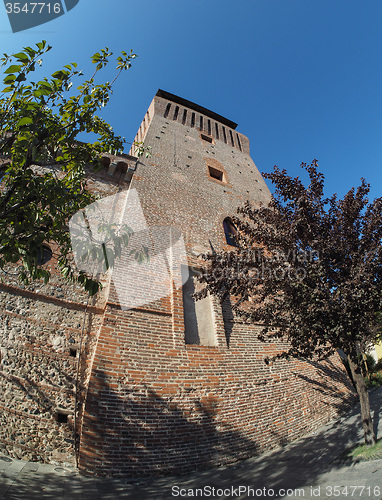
left=0, top=194, right=36, bottom=220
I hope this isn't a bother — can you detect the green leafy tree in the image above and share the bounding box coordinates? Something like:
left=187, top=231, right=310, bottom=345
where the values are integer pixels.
left=0, top=41, right=139, bottom=294
left=198, top=160, right=382, bottom=445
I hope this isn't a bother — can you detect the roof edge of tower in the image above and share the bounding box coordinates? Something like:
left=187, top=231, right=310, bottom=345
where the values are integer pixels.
left=156, top=89, right=238, bottom=130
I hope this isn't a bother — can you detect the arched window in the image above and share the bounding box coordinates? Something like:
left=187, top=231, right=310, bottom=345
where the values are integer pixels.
left=100, top=156, right=111, bottom=169
left=114, top=161, right=128, bottom=181
left=223, top=218, right=238, bottom=247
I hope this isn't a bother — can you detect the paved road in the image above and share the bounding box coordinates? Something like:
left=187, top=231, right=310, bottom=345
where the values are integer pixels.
left=1, top=388, right=382, bottom=499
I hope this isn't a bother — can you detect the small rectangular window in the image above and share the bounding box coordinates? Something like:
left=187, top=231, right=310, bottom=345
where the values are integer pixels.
left=208, top=166, right=223, bottom=181
left=191, top=112, right=195, bottom=127
left=201, top=133, right=213, bottom=143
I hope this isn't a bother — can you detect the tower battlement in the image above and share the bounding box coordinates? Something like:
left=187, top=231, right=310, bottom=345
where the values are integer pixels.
left=130, top=89, right=250, bottom=156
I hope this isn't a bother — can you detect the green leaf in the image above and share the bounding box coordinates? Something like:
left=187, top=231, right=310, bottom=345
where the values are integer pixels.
left=52, top=70, right=69, bottom=80
left=4, top=64, right=22, bottom=74
left=17, top=116, right=33, bottom=127
left=36, top=41, right=47, bottom=51
left=14, top=52, right=29, bottom=63
left=4, top=74, right=16, bottom=84
left=23, top=46, right=37, bottom=58
left=34, top=87, right=51, bottom=97
left=15, top=136, right=30, bottom=147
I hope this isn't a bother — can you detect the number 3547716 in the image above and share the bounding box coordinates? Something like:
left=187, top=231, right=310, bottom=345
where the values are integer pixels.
left=5, top=3, right=61, bottom=14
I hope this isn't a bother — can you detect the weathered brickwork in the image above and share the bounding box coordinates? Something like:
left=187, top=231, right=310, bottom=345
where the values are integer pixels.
left=79, top=307, right=354, bottom=476
left=0, top=90, right=356, bottom=475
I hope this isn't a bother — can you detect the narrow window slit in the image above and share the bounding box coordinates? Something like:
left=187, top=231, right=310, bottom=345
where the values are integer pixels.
left=223, top=218, right=238, bottom=247
left=236, top=133, right=242, bottom=151
left=164, top=103, right=171, bottom=118
left=222, top=127, right=227, bottom=144
left=229, top=130, right=235, bottom=147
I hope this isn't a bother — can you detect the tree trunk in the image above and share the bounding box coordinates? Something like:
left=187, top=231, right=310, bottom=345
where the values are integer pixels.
left=347, top=354, right=376, bottom=446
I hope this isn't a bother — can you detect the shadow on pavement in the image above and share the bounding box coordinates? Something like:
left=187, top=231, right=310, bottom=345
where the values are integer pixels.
left=1, top=387, right=381, bottom=499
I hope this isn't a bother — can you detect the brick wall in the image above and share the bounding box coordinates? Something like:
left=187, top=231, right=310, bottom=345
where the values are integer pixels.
left=79, top=306, right=355, bottom=476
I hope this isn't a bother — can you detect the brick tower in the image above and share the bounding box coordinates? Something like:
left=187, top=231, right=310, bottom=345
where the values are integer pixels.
left=0, top=89, right=355, bottom=474
left=76, top=90, right=355, bottom=476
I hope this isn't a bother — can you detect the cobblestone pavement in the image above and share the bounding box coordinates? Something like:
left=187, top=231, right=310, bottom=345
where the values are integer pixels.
left=1, top=387, right=382, bottom=499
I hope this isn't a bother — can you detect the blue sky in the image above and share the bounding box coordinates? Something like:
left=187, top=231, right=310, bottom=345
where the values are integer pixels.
left=1, top=0, right=382, bottom=202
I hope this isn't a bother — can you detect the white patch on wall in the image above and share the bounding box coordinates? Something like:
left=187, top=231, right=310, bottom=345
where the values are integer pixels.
left=69, top=189, right=188, bottom=309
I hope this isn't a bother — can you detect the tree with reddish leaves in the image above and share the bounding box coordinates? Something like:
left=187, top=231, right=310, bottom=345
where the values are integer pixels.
left=198, top=160, right=382, bottom=445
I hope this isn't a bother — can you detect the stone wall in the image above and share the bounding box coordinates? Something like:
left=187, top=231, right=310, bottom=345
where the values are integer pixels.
left=0, top=154, right=136, bottom=464
left=0, top=283, right=100, bottom=463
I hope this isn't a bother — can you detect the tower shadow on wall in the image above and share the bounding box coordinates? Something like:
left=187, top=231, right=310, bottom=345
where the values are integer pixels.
left=256, top=357, right=359, bottom=453
left=79, top=375, right=260, bottom=477
left=77, top=372, right=382, bottom=499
